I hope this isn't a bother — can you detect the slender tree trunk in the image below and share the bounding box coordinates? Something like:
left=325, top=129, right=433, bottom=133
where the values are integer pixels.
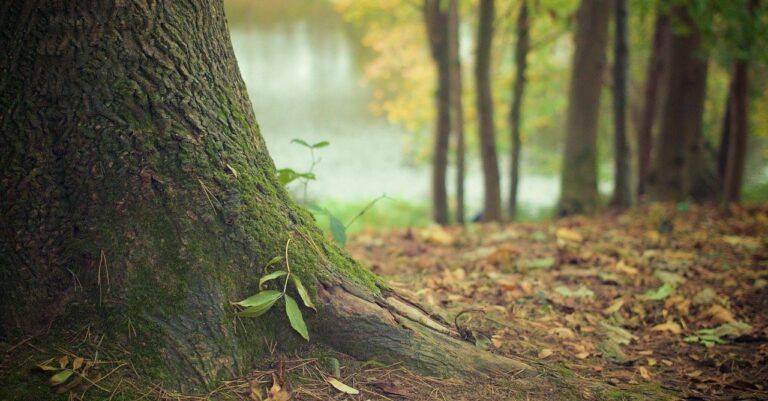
left=475, top=0, right=503, bottom=222
left=611, top=0, right=631, bottom=208
left=722, top=61, right=749, bottom=203
left=717, top=91, right=732, bottom=183
left=647, top=4, right=708, bottom=202
left=721, top=0, right=757, bottom=204
left=636, top=6, right=670, bottom=199
left=448, top=0, right=466, bottom=224
left=0, top=1, right=530, bottom=396
left=425, top=0, right=452, bottom=225
left=557, top=0, right=611, bottom=215
left=508, top=0, right=530, bottom=220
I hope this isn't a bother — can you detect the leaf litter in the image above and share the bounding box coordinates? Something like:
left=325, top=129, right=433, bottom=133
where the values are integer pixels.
left=348, top=203, right=768, bottom=399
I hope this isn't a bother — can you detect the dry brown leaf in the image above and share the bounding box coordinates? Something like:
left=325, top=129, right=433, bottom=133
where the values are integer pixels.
left=538, top=348, right=553, bottom=359
left=574, top=351, right=590, bottom=359
left=556, top=228, right=583, bottom=243
left=613, top=261, right=638, bottom=276
left=650, top=321, right=682, bottom=334
left=72, top=357, right=84, bottom=370
left=58, top=355, right=69, bottom=369
left=603, top=298, right=624, bottom=315
left=548, top=327, right=576, bottom=339
left=266, top=373, right=290, bottom=401
left=638, top=366, right=653, bottom=380
left=699, top=304, right=736, bottom=323
left=491, top=334, right=505, bottom=348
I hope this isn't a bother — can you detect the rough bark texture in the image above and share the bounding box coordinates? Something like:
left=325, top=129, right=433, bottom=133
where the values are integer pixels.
left=611, top=0, right=631, bottom=208
left=636, top=6, right=669, bottom=199
left=508, top=0, right=530, bottom=220
left=647, top=5, right=708, bottom=202
left=448, top=0, right=466, bottom=225
left=475, top=0, right=503, bottom=222
left=425, top=0, right=452, bottom=225
left=558, top=0, right=611, bottom=215
left=0, top=1, right=531, bottom=397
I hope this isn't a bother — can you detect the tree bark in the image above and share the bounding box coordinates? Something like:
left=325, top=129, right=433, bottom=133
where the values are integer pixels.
left=508, top=0, right=530, bottom=220
left=557, top=0, right=611, bottom=215
left=611, top=0, right=631, bottom=208
left=448, top=0, right=466, bottom=225
left=722, top=62, right=749, bottom=203
left=475, top=0, right=503, bottom=222
left=0, top=1, right=530, bottom=396
left=636, top=6, right=669, bottom=199
left=721, top=0, right=758, bottom=204
left=647, top=4, right=709, bottom=202
left=425, top=0, right=452, bottom=225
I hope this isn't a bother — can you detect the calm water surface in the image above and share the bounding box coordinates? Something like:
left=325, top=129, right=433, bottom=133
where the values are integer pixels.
left=226, top=0, right=562, bottom=213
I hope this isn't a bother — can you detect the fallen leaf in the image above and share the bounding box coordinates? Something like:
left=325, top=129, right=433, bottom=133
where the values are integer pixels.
left=650, top=321, right=682, bottom=334
left=555, top=286, right=595, bottom=299
left=614, top=261, right=638, bottom=276
left=538, top=348, right=553, bottom=359
left=699, top=304, right=735, bottom=323
left=327, top=377, right=359, bottom=395
left=603, top=298, right=624, bottom=315
left=638, top=366, right=653, bottom=380
left=548, top=327, right=576, bottom=339
left=575, top=351, right=590, bottom=359
left=556, top=227, right=584, bottom=243
left=72, top=357, right=84, bottom=371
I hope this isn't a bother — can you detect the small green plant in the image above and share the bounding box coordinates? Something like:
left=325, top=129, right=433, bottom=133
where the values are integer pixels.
left=307, top=194, right=387, bottom=246
left=276, top=138, right=388, bottom=246
left=233, top=239, right=315, bottom=340
left=276, top=139, right=328, bottom=201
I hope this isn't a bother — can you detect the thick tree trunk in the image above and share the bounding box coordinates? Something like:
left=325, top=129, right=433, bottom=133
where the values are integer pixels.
left=611, top=0, right=631, bottom=208
left=425, top=0, right=452, bottom=225
left=448, top=0, right=466, bottom=225
left=475, top=0, right=503, bottom=222
left=0, top=1, right=530, bottom=396
left=647, top=5, right=708, bottom=202
left=557, top=0, right=611, bottom=215
left=508, top=0, right=530, bottom=220
left=636, top=6, right=669, bottom=199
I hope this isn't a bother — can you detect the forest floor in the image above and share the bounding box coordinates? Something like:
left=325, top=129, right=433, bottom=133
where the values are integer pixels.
left=13, top=203, right=766, bottom=401
left=345, top=202, right=766, bottom=401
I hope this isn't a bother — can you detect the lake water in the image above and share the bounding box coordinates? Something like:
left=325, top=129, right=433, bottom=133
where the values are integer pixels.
left=226, top=1, right=574, bottom=215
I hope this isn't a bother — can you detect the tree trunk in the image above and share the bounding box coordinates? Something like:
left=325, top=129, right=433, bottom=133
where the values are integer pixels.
left=636, top=6, right=669, bottom=199
left=611, top=0, right=631, bottom=208
left=448, top=0, right=466, bottom=225
left=721, top=0, right=757, bottom=204
left=425, top=0, right=452, bottom=225
left=508, top=0, right=530, bottom=220
left=475, top=0, right=503, bottom=222
left=0, top=1, right=530, bottom=396
left=647, top=4, right=708, bottom=202
left=557, top=0, right=611, bottom=215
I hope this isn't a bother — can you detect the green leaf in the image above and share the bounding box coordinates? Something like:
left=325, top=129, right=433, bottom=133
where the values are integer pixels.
left=292, top=276, right=316, bottom=311
left=291, top=138, right=311, bottom=148
left=277, top=168, right=298, bottom=186
left=235, top=290, right=282, bottom=317
left=49, top=369, right=74, bottom=386
left=305, top=203, right=326, bottom=214
left=284, top=294, right=309, bottom=341
left=642, top=283, right=675, bottom=301
left=329, top=213, right=347, bottom=246
left=259, top=270, right=288, bottom=289
left=311, top=140, right=330, bottom=149
left=264, top=256, right=283, bottom=269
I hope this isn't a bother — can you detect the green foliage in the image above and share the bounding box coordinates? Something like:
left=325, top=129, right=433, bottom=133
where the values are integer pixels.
left=234, top=254, right=315, bottom=340
left=684, top=321, right=753, bottom=347
left=284, top=294, right=310, bottom=341
left=642, top=283, right=675, bottom=301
